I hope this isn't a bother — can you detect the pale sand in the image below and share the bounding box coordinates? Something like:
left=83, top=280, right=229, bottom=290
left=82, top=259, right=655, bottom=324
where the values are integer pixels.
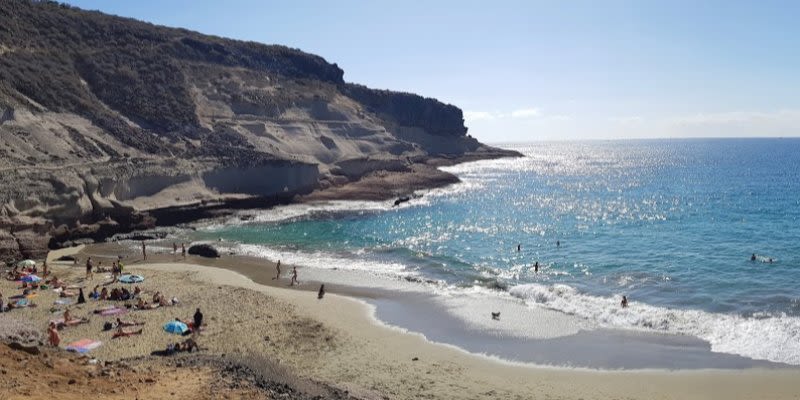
left=5, top=257, right=800, bottom=399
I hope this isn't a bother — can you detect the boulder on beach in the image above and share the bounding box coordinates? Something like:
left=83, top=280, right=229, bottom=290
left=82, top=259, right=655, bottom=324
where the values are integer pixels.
left=187, top=244, right=221, bottom=258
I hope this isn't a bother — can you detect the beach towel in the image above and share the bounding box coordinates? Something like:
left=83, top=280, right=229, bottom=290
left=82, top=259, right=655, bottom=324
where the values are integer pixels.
left=94, top=305, right=117, bottom=313
left=99, top=307, right=127, bottom=316
left=54, top=299, right=72, bottom=305
left=66, top=339, right=102, bottom=353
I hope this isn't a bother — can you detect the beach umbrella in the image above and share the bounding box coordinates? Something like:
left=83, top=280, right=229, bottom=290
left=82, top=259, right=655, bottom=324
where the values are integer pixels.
left=20, top=274, right=41, bottom=283
left=16, top=259, right=35, bottom=268
left=163, top=320, right=188, bottom=335
left=118, top=274, right=144, bottom=284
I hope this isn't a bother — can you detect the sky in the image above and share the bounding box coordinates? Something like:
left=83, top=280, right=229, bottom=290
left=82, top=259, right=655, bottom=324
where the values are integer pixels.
left=65, top=0, right=800, bottom=143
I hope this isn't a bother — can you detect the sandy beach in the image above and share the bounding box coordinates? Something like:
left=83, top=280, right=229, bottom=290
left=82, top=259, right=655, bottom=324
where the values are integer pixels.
left=1, top=244, right=798, bottom=399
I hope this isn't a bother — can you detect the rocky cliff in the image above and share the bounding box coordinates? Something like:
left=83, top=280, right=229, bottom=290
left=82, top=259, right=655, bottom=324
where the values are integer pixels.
left=0, top=0, right=518, bottom=260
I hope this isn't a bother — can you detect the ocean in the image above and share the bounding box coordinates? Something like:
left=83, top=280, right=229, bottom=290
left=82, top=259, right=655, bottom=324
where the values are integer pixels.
left=197, top=138, right=800, bottom=365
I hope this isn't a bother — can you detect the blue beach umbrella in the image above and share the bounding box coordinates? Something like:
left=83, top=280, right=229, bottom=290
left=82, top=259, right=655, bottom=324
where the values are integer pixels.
left=118, top=274, right=144, bottom=284
left=163, top=320, right=188, bottom=335
left=20, top=274, right=41, bottom=283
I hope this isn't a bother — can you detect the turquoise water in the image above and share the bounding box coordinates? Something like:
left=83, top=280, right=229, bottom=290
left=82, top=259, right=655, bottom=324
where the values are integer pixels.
left=202, top=139, right=800, bottom=364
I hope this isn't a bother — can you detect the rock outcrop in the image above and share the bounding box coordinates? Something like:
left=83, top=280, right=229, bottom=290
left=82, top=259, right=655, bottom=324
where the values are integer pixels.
left=0, top=0, right=519, bottom=260
left=187, top=244, right=221, bottom=258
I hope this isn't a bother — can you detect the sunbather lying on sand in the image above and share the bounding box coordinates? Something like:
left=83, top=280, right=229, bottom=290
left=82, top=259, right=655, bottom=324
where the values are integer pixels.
left=7, top=299, right=36, bottom=310
left=113, top=325, right=143, bottom=338
left=48, top=276, right=64, bottom=288
left=66, top=308, right=88, bottom=322
left=116, top=317, right=144, bottom=327
left=151, top=338, right=199, bottom=356
left=134, top=298, right=159, bottom=310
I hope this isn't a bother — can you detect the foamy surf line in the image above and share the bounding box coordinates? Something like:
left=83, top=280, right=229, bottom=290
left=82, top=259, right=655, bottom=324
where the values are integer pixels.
left=221, top=239, right=796, bottom=368
left=510, top=283, right=800, bottom=366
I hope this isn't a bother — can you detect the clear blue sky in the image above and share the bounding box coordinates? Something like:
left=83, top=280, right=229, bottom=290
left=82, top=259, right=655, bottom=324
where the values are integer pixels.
left=65, top=0, right=800, bottom=143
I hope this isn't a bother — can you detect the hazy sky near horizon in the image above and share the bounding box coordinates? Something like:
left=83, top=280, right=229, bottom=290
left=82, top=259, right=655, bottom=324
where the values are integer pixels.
left=65, top=0, right=800, bottom=143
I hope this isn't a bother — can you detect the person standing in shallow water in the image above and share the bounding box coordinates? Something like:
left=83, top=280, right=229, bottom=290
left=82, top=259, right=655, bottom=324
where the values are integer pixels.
left=556, top=240, right=560, bottom=247
left=290, top=267, right=298, bottom=286
left=751, top=253, right=757, bottom=261
left=534, top=261, right=539, bottom=273
left=517, top=244, right=521, bottom=252
left=621, top=295, right=629, bottom=308
left=181, top=243, right=186, bottom=259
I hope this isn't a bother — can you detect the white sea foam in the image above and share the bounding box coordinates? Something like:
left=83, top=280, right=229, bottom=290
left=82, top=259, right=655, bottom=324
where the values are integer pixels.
left=227, top=240, right=800, bottom=364
left=509, top=283, right=800, bottom=365
left=235, top=243, right=418, bottom=278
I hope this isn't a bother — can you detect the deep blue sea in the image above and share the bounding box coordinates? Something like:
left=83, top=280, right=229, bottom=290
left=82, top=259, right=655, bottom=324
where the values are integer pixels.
left=200, top=139, right=800, bottom=365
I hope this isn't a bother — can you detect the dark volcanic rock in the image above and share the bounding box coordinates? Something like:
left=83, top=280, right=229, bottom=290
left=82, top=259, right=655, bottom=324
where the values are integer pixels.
left=188, top=244, right=221, bottom=258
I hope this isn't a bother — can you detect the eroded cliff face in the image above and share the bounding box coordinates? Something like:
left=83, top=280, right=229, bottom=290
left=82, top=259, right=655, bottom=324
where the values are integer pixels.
left=0, top=0, right=517, bottom=259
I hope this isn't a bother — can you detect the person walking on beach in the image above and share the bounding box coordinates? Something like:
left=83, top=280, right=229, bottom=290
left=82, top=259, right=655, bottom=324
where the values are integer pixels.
left=290, top=266, right=298, bottom=286
left=273, top=260, right=281, bottom=280
left=318, top=284, right=325, bottom=299
left=85, top=257, right=93, bottom=280
left=141, top=241, right=147, bottom=261
left=173, top=242, right=178, bottom=254
left=193, top=308, right=203, bottom=333
left=0, top=291, right=4, bottom=313
left=181, top=243, right=186, bottom=259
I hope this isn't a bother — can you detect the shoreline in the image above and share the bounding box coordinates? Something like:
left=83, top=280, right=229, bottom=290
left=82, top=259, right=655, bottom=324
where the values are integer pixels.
left=4, top=246, right=800, bottom=399
left=94, top=261, right=800, bottom=399
left=82, top=242, right=791, bottom=371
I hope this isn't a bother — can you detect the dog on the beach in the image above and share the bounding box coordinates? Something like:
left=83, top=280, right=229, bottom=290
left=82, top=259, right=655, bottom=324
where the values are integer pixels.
left=491, top=312, right=500, bottom=320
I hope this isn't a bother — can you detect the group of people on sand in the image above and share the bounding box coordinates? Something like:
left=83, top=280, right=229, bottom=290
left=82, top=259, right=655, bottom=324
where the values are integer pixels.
left=4, top=262, right=48, bottom=281
left=88, top=285, right=140, bottom=301
left=135, top=291, right=177, bottom=309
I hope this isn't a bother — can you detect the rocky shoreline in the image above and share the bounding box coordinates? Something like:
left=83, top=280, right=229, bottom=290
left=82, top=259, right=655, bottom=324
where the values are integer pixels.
left=1, top=148, right=518, bottom=262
